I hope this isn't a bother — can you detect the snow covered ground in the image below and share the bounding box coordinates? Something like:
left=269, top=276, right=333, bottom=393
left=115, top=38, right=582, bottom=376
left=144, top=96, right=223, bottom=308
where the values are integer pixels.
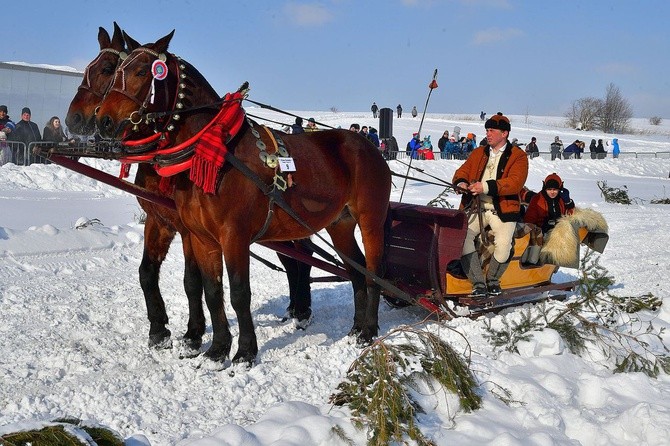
left=1, top=111, right=670, bottom=445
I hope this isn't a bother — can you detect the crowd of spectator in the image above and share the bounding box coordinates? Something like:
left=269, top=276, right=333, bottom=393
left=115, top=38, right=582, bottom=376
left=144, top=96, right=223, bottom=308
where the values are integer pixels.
left=0, top=104, right=80, bottom=166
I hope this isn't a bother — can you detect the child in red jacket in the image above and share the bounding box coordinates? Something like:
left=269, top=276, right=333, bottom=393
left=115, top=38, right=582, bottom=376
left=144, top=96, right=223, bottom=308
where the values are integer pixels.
left=524, top=173, right=575, bottom=234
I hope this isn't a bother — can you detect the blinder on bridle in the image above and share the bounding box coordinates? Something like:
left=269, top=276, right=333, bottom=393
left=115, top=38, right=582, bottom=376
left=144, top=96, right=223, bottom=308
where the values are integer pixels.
left=108, top=47, right=186, bottom=135
left=79, top=48, right=128, bottom=99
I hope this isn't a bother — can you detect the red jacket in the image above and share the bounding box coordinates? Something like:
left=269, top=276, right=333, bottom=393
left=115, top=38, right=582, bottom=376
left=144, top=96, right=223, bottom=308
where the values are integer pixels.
left=452, top=142, right=529, bottom=222
left=524, top=191, right=568, bottom=231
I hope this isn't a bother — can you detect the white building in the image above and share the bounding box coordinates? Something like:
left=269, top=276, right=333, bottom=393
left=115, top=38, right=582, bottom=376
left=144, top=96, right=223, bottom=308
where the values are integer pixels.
left=0, top=61, right=83, bottom=133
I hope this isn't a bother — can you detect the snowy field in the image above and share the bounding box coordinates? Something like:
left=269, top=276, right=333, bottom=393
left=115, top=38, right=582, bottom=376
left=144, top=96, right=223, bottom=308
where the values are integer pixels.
left=1, top=110, right=670, bottom=445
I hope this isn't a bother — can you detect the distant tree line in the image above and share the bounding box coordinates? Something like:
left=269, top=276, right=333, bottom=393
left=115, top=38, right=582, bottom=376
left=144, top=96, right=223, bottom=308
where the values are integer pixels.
left=565, top=83, right=634, bottom=133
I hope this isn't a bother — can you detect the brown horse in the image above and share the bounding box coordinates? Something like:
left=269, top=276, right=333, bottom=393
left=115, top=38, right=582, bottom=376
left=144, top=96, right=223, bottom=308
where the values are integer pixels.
left=94, top=30, right=392, bottom=364
left=65, top=24, right=207, bottom=355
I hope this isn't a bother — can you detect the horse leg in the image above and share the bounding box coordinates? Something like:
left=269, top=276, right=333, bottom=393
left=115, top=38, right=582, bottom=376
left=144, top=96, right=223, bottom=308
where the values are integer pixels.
left=181, top=233, right=205, bottom=354
left=277, top=239, right=313, bottom=326
left=139, top=214, right=175, bottom=348
left=191, top=236, right=232, bottom=362
left=223, top=241, right=258, bottom=365
left=326, top=217, right=369, bottom=338
left=355, top=211, right=387, bottom=344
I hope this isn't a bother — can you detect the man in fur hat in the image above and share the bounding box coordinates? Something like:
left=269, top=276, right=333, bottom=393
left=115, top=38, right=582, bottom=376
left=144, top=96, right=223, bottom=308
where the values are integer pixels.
left=452, top=112, right=529, bottom=298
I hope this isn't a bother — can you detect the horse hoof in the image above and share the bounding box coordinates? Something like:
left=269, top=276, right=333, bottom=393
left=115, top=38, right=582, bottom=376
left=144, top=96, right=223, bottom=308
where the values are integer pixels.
left=356, top=329, right=377, bottom=347
left=203, top=347, right=229, bottom=363
left=182, top=336, right=202, bottom=351
left=294, top=311, right=313, bottom=330
left=178, top=337, right=202, bottom=359
left=148, top=329, right=172, bottom=349
left=232, top=351, right=257, bottom=368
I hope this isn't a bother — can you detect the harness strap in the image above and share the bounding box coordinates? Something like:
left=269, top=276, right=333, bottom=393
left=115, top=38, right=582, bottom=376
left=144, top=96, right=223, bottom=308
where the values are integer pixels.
left=223, top=150, right=414, bottom=304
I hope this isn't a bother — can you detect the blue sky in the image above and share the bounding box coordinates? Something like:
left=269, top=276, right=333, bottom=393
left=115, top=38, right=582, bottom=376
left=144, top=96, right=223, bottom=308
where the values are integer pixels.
left=3, top=0, right=668, bottom=118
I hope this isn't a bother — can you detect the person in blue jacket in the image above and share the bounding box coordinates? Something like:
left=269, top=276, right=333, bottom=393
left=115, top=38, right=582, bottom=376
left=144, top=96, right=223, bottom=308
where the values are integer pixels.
left=563, top=140, right=581, bottom=159
left=612, top=138, right=620, bottom=158
left=406, top=132, right=422, bottom=158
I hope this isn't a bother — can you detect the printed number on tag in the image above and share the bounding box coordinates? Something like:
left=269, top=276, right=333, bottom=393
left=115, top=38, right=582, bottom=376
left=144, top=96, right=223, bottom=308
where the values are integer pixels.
left=278, top=157, right=296, bottom=172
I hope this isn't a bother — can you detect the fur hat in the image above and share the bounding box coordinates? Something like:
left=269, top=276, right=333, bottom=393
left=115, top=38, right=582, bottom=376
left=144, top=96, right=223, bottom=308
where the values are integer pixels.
left=543, top=172, right=563, bottom=190
left=0, top=105, right=7, bottom=113
left=484, top=112, right=511, bottom=132
left=22, top=107, right=31, bottom=115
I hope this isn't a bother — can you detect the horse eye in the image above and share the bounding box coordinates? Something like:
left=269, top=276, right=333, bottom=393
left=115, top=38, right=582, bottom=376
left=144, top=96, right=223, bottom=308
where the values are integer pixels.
left=102, top=66, right=115, bottom=75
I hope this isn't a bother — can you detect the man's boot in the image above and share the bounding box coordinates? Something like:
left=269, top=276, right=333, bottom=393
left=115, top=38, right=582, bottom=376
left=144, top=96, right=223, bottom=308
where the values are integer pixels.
left=461, top=252, right=487, bottom=298
left=486, top=257, right=510, bottom=296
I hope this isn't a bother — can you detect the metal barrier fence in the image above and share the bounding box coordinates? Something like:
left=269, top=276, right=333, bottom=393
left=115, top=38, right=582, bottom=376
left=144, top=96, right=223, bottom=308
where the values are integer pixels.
left=3, top=144, right=670, bottom=167
left=0, top=141, right=91, bottom=166
left=384, top=150, right=670, bottom=161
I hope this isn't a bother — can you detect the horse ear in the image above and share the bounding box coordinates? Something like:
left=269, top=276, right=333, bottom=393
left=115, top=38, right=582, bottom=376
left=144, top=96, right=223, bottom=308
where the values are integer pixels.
left=153, top=29, right=175, bottom=55
left=111, top=22, right=125, bottom=51
left=97, top=26, right=111, bottom=50
left=123, top=30, right=141, bottom=52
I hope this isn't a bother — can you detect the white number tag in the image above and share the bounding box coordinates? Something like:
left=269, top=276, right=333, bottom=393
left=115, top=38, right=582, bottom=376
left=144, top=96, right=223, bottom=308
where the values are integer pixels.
left=278, top=157, right=296, bottom=172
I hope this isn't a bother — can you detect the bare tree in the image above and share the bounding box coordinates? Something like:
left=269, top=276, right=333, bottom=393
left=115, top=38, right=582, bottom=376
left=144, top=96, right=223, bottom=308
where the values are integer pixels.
left=565, top=97, right=602, bottom=131
left=598, top=83, right=633, bottom=133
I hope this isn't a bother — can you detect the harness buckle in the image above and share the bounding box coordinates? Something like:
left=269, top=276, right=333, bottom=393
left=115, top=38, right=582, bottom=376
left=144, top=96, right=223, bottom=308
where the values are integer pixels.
left=273, top=173, right=288, bottom=192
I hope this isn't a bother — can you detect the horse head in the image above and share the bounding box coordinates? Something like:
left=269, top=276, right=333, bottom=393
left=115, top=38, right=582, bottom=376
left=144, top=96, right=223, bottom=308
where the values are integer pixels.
left=65, top=22, right=130, bottom=135
left=95, top=30, right=220, bottom=143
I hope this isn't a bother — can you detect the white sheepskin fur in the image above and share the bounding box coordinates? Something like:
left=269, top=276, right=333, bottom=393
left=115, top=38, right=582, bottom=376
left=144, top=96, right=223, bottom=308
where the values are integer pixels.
left=540, top=208, right=608, bottom=268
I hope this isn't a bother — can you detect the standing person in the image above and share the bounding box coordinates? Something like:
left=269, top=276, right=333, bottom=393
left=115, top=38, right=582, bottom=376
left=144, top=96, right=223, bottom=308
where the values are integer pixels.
left=596, top=139, right=607, bottom=159
left=43, top=116, right=71, bottom=143
left=0, top=105, right=15, bottom=137
left=452, top=112, right=529, bottom=298
left=371, top=102, right=379, bottom=118
left=612, top=138, right=620, bottom=158
left=396, top=104, right=403, bottom=118
left=589, top=139, right=597, bottom=159
left=359, top=125, right=369, bottom=138
left=411, top=106, right=418, bottom=118
left=0, top=131, right=10, bottom=165
left=304, top=117, right=318, bottom=132
left=290, top=117, right=304, bottom=134
left=525, top=136, right=539, bottom=158
left=406, top=132, right=422, bottom=158
left=562, top=140, right=581, bottom=159
left=445, top=134, right=460, bottom=160
left=480, top=111, right=486, bottom=121
left=550, top=136, right=563, bottom=161
left=12, top=107, right=42, bottom=165
left=367, top=127, right=380, bottom=148
left=0, top=105, right=16, bottom=164
left=438, top=130, right=450, bottom=159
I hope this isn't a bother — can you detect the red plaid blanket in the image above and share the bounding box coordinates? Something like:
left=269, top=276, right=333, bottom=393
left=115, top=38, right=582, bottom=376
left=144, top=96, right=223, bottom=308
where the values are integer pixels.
left=190, top=92, right=245, bottom=193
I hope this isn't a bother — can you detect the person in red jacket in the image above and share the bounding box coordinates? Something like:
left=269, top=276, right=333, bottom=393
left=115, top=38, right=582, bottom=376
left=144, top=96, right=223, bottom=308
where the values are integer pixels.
left=524, top=173, right=575, bottom=234
left=452, top=112, right=529, bottom=298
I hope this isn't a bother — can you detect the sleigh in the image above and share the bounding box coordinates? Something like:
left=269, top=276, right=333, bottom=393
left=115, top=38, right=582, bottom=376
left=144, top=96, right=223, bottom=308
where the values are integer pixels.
left=39, top=153, right=608, bottom=319
left=382, top=202, right=609, bottom=314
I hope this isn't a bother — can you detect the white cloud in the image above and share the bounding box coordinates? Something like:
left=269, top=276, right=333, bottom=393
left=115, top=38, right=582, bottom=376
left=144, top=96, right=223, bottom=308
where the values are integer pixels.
left=472, top=27, right=523, bottom=45
left=284, top=2, right=334, bottom=26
